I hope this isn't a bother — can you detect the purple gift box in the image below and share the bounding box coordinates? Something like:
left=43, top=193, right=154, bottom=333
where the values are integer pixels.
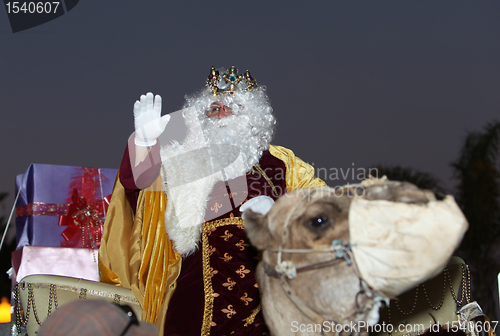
left=15, top=164, right=118, bottom=249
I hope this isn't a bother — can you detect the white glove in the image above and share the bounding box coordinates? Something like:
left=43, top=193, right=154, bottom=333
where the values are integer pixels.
left=134, top=92, right=171, bottom=147
left=240, top=196, right=275, bottom=219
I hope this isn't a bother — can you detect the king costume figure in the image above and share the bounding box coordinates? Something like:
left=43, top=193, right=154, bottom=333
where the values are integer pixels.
left=99, top=66, right=326, bottom=335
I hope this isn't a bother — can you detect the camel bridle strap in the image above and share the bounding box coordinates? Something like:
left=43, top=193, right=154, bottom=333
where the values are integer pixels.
left=263, top=187, right=370, bottom=327
left=263, top=252, right=345, bottom=279
left=263, top=239, right=353, bottom=279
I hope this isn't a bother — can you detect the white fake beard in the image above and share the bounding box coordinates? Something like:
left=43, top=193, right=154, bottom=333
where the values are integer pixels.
left=201, top=113, right=267, bottom=176
left=161, top=110, right=273, bottom=256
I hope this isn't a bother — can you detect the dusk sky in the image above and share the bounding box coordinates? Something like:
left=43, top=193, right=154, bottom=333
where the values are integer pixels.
left=0, top=1, right=499, bottom=226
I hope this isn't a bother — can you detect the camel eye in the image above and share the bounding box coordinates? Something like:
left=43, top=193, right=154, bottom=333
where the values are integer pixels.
left=306, top=215, right=332, bottom=229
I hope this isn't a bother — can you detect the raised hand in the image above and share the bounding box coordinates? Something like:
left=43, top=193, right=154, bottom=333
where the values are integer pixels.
left=133, top=92, right=170, bottom=147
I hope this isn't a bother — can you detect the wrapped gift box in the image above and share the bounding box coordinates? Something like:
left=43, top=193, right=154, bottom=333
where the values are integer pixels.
left=11, top=246, right=100, bottom=288
left=15, top=164, right=118, bottom=249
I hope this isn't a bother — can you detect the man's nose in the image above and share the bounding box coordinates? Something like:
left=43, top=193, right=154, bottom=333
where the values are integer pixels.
left=217, top=106, right=231, bottom=118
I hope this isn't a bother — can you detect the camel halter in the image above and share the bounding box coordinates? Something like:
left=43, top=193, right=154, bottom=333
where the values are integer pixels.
left=262, top=188, right=376, bottom=327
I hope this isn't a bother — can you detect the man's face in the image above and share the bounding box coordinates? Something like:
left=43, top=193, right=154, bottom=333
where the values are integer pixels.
left=206, top=101, right=233, bottom=119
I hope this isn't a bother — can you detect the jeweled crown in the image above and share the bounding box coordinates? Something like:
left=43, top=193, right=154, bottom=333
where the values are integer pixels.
left=206, top=66, right=258, bottom=96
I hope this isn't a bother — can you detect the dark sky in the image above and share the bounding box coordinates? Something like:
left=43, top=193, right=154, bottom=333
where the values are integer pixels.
left=0, top=1, right=499, bottom=218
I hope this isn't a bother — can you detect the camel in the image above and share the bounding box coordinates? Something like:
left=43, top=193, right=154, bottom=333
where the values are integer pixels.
left=243, top=179, right=468, bottom=336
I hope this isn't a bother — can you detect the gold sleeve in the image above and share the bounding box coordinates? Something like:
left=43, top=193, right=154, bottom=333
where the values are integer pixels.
left=98, top=172, right=181, bottom=333
left=268, top=145, right=327, bottom=191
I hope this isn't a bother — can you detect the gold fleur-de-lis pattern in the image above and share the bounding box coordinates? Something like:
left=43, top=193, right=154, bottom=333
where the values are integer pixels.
left=202, top=218, right=269, bottom=335
left=222, top=305, right=236, bottom=319
left=236, top=265, right=250, bottom=278
left=208, top=246, right=216, bottom=257
left=176, top=153, right=291, bottom=335
left=220, top=230, right=233, bottom=241
left=235, top=239, right=249, bottom=251
left=200, top=152, right=291, bottom=334
left=206, top=224, right=216, bottom=236
left=211, top=202, right=223, bottom=213
left=222, top=278, right=236, bottom=291
left=219, top=252, right=232, bottom=262
left=240, top=292, right=253, bottom=306
left=224, top=192, right=238, bottom=199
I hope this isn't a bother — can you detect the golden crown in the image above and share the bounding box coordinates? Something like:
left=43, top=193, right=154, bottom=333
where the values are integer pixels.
left=206, top=66, right=258, bottom=96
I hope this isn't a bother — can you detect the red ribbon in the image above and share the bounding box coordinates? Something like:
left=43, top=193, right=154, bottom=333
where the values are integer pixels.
left=16, top=203, right=69, bottom=217
left=58, top=189, right=111, bottom=248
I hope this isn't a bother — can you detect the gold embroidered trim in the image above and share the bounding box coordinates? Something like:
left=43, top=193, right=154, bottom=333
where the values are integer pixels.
left=204, top=217, right=245, bottom=231
left=254, top=164, right=278, bottom=197
left=20, top=282, right=139, bottom=304
left=201, top=217, right=244, bottom=336
left=243, top=303, right=261, bottom=327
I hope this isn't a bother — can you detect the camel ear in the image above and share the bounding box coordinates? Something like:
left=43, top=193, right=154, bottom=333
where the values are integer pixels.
left=243, top=209, right=272, bottom=251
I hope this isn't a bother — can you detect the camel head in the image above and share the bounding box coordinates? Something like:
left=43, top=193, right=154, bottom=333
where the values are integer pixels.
left=243, top=180, right=467, bottom=336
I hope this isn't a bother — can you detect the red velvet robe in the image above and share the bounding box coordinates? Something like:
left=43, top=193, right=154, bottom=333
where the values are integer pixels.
left=120, top=144, right=288, bottom=335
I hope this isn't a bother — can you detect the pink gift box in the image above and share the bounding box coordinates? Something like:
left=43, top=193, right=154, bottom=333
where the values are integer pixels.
left=11, top=246, right=100, bottom=287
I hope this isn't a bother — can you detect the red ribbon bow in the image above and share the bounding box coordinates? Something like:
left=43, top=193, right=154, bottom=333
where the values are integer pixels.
left=58, top=189, right=110, bottom=248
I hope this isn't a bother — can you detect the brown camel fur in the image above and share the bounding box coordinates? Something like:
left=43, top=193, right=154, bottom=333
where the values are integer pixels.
left=244, top=181, right=443, bottom=336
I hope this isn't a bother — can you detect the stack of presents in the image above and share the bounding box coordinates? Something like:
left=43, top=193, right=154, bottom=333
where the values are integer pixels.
left=12, top=164, right=117, bottom=285
left=10, top=164, right=143, bottom=335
